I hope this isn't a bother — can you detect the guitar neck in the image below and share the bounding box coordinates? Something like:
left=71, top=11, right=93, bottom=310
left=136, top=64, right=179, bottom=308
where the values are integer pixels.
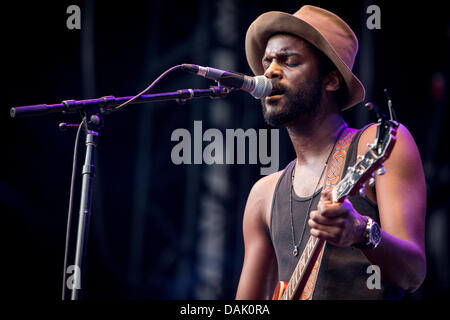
left=281, top=235, right=326, bottom=300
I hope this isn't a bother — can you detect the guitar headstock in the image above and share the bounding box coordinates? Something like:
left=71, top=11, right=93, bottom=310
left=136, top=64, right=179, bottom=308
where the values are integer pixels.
left=331, top=117, right=399, bottom=203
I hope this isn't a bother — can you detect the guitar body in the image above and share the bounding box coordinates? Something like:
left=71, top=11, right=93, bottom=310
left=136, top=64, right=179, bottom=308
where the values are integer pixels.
left=272, top=281, right=288, bottom=300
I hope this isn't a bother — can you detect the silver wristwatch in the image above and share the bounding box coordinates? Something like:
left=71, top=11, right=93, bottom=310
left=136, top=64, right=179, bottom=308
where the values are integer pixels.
left=353, top=216, right=381, bottom=249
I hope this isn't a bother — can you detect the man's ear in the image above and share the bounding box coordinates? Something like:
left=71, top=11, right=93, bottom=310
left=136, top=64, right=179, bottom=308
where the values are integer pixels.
left=323, top=70, right=342, bottom=92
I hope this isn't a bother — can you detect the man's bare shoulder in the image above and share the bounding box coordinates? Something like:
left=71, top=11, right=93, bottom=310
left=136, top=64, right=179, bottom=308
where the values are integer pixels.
left=355, top=122, right=425, bottom=206
left=252, top=170, right=284, bottom=195
left=356, top=122, right=420, bottom=159
left=246, top=169, right=285, bottom=228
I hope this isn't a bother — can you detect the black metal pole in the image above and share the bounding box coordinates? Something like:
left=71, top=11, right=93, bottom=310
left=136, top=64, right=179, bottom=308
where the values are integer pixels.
left=70, top=128, right=98, bottom=300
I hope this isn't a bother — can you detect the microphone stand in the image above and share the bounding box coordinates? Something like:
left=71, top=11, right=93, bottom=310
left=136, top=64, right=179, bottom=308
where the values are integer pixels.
left=10, top=85, right=231, bottom=300
left=71, top=106, right=101, bottom=300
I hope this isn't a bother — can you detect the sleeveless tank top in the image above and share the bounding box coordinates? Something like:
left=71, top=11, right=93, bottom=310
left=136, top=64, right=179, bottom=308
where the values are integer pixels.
left=270, top=125, right=404, bottom=299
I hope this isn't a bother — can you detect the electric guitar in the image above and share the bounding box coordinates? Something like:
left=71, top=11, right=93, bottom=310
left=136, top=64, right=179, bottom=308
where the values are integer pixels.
left=272, top=117, right=399, bottom=300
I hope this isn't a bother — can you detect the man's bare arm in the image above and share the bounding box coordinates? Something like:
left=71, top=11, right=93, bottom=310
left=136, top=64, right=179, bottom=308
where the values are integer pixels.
left=235, top=173, right=281, bottom=299
left=361, top=123, right=426, bottom=291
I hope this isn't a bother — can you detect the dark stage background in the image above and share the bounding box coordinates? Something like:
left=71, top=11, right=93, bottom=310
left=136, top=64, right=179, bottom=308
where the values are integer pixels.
left=2, top=0, right=449, bottom=300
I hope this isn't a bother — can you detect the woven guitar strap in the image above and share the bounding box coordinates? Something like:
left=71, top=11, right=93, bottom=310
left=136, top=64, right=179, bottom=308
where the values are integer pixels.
left=300, top=127, right=357, bottom=300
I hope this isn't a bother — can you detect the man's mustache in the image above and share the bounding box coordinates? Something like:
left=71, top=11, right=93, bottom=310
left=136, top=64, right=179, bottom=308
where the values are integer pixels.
left=269, top=79, right=287, bottom=96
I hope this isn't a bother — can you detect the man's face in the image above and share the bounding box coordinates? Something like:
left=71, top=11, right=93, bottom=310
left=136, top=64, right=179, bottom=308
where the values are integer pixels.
left=261, top=34, right=323, bottom=127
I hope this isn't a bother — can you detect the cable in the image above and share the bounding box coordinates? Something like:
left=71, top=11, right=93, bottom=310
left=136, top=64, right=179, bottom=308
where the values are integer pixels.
left=61, top=118, right=85, bottom=300
left=111, top=64, right=183, bottom=112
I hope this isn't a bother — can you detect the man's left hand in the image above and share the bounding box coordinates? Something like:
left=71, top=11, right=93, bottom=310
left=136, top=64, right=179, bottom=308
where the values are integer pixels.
left=308, top=188, right=367, bottom=247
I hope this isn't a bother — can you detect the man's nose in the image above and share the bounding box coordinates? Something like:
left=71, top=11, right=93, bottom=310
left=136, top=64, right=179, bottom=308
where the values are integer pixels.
left=264, top=61, right=283, bottom=79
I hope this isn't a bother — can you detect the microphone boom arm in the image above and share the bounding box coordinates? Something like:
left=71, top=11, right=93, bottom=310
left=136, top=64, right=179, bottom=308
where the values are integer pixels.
left=10, top=86, right=232, bottom=118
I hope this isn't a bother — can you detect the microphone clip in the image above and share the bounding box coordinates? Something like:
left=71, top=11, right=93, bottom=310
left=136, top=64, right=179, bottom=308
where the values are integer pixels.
left=209, top=85, right=233, bottom=99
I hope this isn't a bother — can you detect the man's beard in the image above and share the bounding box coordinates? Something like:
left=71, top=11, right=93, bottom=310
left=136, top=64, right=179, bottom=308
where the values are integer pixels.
left=261, top=75, right=323, bottom=127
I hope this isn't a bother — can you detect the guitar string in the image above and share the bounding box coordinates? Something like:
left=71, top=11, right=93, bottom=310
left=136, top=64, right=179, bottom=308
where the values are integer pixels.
left=289, top=125, right=347, bottom=257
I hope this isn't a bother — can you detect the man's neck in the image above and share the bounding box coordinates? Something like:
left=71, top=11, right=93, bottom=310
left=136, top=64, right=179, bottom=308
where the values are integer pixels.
left=286, top=111, right=347, bottom=167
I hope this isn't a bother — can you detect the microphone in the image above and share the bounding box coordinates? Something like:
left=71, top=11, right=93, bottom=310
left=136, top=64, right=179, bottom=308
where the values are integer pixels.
left=181, top=64, right=272, bottom=99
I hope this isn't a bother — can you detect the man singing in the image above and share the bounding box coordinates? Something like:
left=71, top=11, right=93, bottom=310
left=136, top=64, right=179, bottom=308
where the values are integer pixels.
left=235, top=5, right=426, bottom=299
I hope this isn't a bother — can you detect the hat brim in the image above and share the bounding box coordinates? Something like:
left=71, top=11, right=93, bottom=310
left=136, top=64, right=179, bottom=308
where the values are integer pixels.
left=245, top=11, right=365, bottom=110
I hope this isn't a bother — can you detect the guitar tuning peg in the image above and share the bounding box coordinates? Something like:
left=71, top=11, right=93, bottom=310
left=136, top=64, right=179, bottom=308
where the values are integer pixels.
left=376, top=164, right=386, bottom=175
left=359, top=184, right=366, bottom=197
left=357, top=154, right=364, bottom=162
left=368, top=175, right=376, bottom=187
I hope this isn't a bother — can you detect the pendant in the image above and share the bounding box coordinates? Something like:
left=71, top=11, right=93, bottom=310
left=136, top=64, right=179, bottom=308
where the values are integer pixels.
left=293, top=246, right=298, bottom=257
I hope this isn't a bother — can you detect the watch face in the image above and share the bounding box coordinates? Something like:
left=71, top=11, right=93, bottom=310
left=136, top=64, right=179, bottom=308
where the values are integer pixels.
left=371, top=223, right=381, bottom=244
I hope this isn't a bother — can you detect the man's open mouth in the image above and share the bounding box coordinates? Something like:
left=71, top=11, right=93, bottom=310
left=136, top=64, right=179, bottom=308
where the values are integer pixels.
left=268, top=88, right=285, bottom=97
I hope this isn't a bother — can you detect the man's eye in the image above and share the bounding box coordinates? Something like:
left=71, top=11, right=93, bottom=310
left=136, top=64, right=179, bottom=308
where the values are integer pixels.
left=285, top=60, right=299, bottom=67
left=262, top=59, right=271, bottom=67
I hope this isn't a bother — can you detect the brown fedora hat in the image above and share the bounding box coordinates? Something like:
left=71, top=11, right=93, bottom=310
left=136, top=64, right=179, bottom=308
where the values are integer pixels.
left=245, top=5, right=365, bottom=110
